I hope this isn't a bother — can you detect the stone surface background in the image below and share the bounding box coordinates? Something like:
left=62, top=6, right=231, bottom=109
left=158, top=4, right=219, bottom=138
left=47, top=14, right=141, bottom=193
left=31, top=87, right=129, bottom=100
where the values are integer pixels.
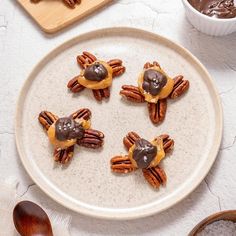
left=0, top=0, right=235, bottom=235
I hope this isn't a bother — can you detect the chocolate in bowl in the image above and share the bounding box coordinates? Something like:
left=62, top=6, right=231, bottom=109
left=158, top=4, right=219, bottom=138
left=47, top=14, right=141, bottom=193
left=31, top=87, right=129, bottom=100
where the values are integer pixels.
left=188, top=0, right=236, bottom=19
left=182, top=0, right=236, bottom=36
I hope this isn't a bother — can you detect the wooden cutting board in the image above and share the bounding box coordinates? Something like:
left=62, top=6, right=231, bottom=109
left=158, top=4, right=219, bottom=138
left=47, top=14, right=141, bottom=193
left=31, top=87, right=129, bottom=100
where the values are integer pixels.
left=17, top=0, right=113, bottom=33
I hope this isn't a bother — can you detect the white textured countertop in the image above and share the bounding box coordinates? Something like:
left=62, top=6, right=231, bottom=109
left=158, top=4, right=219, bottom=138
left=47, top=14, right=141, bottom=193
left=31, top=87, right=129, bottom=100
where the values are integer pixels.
left=0, top=0, right=236, bottom=235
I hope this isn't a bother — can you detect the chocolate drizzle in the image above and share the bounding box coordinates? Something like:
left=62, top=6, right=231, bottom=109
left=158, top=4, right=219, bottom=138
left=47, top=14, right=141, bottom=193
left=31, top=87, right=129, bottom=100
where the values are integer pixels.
left=188, top=0, right=236, bottom=18
left=84, top=62, right=108, bottom=82
left=55, top=117, right=84, bottom=141
left=142, top=69, right=167, bottom=96
left=133, top=139, right=157, bottom=169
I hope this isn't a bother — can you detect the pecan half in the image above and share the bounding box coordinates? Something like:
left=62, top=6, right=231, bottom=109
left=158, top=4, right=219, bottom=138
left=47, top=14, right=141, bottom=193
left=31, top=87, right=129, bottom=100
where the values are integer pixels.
left=54, top=146, right=74, bottom=164
left=67, top=76, right=85, bottom=93
left=77, top=129, right=104, bottom=149
left=70, top=108, right=91, bottom=121
left=77, top=51, right=97, bottom=69
left=110, top=155, right=136, bottom=173
left=158, top=134, right=174, bottom=153
left=92, top=88, right=110, bottom=101
left=38, top=111, right=58, bottom=131
left=123, top=132, right=141, bottom=150
left=32, top=0, right=81, bottom=7
left=63, top=0, right=81, bottom=8
left=120, top=85, right=145, bottom=103
left=169, top=75, right=190, bottom=99
left=143, top=166, right=167, bottom=188
left=147, top=99, right=167, bottom=124
left=107, top=59, right=126, bottom=77
left=143, top=61, right=160, bottom=69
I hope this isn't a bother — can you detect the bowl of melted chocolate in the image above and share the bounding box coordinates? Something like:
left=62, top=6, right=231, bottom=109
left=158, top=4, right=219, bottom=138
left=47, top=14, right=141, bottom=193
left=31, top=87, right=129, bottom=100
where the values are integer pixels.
left=182, top=0, right=236, bottom=36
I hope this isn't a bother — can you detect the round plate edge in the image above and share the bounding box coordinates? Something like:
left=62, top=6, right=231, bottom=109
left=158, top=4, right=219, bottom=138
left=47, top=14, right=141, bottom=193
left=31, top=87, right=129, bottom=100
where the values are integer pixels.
left=14, top=27, right=223, bottom=220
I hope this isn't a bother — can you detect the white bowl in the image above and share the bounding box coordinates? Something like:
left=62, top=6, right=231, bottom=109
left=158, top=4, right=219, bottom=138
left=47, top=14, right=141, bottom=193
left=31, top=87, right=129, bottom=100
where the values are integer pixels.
left=182, top=0, right=236, bottom=36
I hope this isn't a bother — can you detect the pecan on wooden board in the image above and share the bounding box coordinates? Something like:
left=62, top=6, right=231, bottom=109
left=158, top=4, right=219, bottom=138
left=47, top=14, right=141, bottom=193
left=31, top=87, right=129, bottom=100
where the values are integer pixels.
left=63, top=0, right=81, bottom=8
left=31, top=0, right=81, bottom=8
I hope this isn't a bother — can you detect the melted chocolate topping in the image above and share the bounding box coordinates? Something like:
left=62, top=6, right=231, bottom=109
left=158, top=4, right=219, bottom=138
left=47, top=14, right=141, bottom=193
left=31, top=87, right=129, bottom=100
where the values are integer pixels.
left=84, top=62, right=108, bottom=82
left=55, top=117, right=84, bottom=141
left=133, top=139, right=157, bottom=169
left=142, top=69, right=167, bottom=96
left=188, top=0, right=236, bottom=18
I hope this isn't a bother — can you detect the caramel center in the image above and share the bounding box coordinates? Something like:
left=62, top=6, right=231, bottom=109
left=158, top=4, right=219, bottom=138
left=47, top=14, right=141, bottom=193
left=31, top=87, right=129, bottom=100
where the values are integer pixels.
left=47, top=118, right=91, bottom=149
left=129, top=137, right=165, bottom=169
left=77, top=61, right=113, bottom=90
left=138, top=66, right=174, bottom=103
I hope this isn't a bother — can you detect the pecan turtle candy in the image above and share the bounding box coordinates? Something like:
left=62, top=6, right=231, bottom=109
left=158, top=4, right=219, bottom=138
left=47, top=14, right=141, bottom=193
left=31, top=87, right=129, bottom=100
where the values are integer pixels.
left=31, top=0, right=81, bottom=8
left=120, top=61, right=190, bottom=124
left=38, top=108, right=104, bottom=164
left=67, top=51, right=125, bottom=101
left=110, top=132, right=174, bottom=189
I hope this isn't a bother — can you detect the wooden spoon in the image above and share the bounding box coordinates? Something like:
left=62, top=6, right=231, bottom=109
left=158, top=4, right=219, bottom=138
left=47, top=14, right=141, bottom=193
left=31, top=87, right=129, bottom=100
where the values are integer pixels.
left=13, top=200, right=53, bottom=236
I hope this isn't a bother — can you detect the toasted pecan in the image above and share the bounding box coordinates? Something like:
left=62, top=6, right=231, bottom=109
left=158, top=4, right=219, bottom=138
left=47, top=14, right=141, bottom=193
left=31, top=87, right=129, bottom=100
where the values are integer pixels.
left=92, top=88, right=110, bottom=101
left=38, top=111, right=58, bottom=131
left=169, top=75, right=190, bottom=99
left=70, top=108, right=91, bottom=121
left=143, top=166, right=167, bottom=188
left=67, top=76, right=85, bottom=93
left=123, top=132, right=141, bottom=150
left=63, top=0, right=81, bottom=8
left=77, top=129, right=104, bottom=149
left=143, top=61, right=160, bottom=69
left=111, top=155, right=136, bottom=173
left=147, top=99, right=167, bottom=124
left=54, top=146, right=74, bottom=164
left=120, top=85, right=145, bottom=103
left=77, top=51, right=97, bottom=69
left=107, top=59, right=125, bottom=77
left=158, top=134, right=174, bottom=153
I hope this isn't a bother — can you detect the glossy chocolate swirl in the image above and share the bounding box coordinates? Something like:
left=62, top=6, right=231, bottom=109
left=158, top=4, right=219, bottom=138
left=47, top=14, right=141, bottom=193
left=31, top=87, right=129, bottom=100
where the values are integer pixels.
left=84, top=62, right=108, bottom=81
left=142, top=69, right=167, bottom=96
left=188, top=0, right=236, bottom=18
left=55, top=117, right=84, bottom=141
left=133, top=139, right=157, bottom=169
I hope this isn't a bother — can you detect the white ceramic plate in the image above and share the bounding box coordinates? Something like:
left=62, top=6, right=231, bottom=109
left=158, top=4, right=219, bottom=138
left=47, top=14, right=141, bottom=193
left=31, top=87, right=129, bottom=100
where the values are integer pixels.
left=15, top=27, right=222, bottom=220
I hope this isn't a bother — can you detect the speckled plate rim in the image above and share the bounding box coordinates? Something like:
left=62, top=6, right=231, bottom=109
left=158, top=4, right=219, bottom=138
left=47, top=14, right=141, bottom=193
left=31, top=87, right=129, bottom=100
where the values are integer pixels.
left=15, top=27, right=223, bottom=220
